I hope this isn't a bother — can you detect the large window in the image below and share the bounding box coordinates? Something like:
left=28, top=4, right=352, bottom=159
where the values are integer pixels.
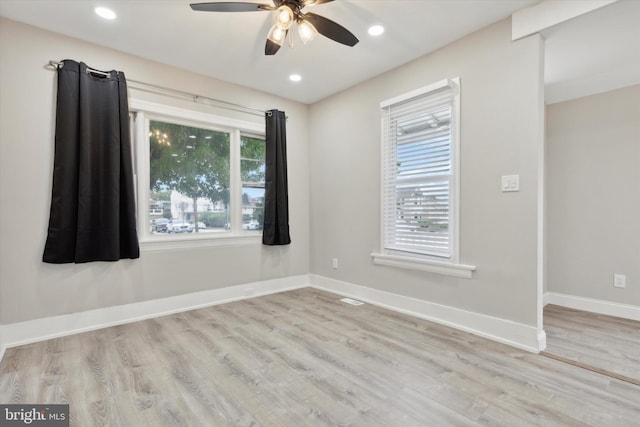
left=379, top=79, right=461, bottom=262
left=131, top=100, right=265, bottom=245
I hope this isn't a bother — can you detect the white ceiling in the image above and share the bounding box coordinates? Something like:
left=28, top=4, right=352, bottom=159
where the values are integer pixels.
left=0, top=0, right=537, bottom=104
left=543, top=0, right=640, bottom=104
left=0, top=0, right=638, bottom=104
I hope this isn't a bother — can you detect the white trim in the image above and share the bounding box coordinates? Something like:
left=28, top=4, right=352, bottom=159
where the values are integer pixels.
left=0, top=333, right=5, bottom=364
left=451, top=77, right=461, bottom=264
left=134, top=110, right=150, bottom=244
left=0, top=275, right=309, bottom=355
left=379, top=77, right=461, bottom=262
left=544, top=292, right=640, bottom=321
left=537, top=329, right=547, bottom=351
left=0, top=275, right=548, bottom=362
left=130, top=97, right=265, bottom=249
left=371, top=253, right=475, bottom=279
left=378, top=107, right=385, bottom=256
left=380, top=78, right=454, bottom=108
left=535, top=34, right=546, bottom=345
left=129, top=99, right=263, bottom=134
left=140, top=233, right=261, bottom=251
left=310, top=275, right=543, bottom=352
left=230, top=128, right=243, bottom=233
left=511, top=0, right=619, bottom=40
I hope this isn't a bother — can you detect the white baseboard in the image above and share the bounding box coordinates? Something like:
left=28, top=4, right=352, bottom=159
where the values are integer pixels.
left=0, top=275, right=309, bottom=358
left=544, top=292, right=640, bottom=321
left=0, top=333, right=5, bottom=363
left=0, top=273, right=550, bottom=363
left=310, top=275, right=544, bottom=353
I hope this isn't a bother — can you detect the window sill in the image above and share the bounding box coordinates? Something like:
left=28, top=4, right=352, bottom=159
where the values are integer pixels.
left=371, top=253, right=476, bottom=279
left=141, top=233, right=262, bottom=252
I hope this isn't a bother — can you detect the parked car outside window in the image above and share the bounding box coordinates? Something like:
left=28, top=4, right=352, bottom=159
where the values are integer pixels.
left=242, top=220, right=260, bottom=230
left=151, top=218, right=170, bottom=233
left=167, top=220, right=193, bottom=233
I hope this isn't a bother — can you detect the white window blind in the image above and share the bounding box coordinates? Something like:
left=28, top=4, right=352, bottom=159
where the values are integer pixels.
left=381, top=81, right=457, bottom=259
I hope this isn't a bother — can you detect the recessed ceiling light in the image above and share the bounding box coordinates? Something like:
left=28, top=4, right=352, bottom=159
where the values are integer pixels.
left=368, top=25, right=384, bottom=36
left=95, top=7, right=116, bottom=20
left=289, top=74, right=302, bottom=82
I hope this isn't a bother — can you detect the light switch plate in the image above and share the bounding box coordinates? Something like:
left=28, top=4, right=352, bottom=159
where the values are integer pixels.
left=501, top=175, right=520, bottom=192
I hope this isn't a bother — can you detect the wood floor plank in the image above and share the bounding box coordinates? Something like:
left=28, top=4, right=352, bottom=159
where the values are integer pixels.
left=544, top=304, right=640, bottom=381
left=1, top=289, right=639, bottom=426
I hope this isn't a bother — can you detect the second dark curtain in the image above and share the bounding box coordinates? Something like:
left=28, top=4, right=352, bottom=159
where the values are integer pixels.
left=43, top=59, right=139, bottom=263
left=262, top=109, right=291, bottom=245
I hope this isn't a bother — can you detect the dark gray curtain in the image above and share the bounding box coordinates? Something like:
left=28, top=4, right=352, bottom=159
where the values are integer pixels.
left=43, top=59, right=139, bottom=263
left=262, top=109, right=291, bottom=245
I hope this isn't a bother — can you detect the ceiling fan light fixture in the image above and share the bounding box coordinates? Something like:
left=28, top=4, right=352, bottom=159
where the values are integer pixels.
left=274, top=5, right=294, bottom=30
left=190, top=1, right=359, bottom=56
left=267, top=24, right=287, bottom=46
left=298, top=19, right=318, bottom=44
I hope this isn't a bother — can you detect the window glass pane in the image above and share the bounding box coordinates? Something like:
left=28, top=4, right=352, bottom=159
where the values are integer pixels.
left=240, top=136, right=266, bottom=184
left=241, top=136, right=265, bottom=231
left=149, top=120, right=230, bottom=235
left=394, top=180, right=450, bottom=255
left=242, top=187, right=264, bottom=231
left=241, top=159, right=265, bottom=183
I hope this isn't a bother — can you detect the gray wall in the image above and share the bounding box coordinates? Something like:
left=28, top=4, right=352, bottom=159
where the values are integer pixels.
left=0, top=18, right=310, bottom=324
left=546, top=85, right=640, bottom=305
left=308, top=19, right=545, bottom=326
left=0, top=16, right=549, bottom=330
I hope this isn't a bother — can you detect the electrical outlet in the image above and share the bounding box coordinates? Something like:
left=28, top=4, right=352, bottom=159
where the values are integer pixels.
left=613, top=274, right=626, bottom=288
left=332, top=258, right=339, bottom=269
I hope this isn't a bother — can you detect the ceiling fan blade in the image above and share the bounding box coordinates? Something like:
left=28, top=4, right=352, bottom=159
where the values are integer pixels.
left=190, top=2, right=272, bottom=12
left=265, top=39, right=282, bottom=55
left=301, top=0, right=335, bottom=6
left=303, top=12, right=359, bottom=47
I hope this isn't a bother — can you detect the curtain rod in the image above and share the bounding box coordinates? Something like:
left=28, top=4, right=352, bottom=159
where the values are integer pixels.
left=47, top=60, right=266, bottom=117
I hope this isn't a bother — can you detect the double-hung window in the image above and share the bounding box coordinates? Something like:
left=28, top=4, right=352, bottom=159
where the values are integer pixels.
left=373, top=78, right=474, bottom=278
left=130, top=99, right=265, bottom=248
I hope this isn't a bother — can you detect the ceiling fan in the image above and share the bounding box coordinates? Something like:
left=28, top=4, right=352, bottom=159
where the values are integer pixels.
left=190, top=0, right=359, bottom=55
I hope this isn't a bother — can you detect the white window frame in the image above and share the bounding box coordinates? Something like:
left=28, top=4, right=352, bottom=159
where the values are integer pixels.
left=371, top=78, right=475, bottom=278
left=130, top=99, right=265, bottom=251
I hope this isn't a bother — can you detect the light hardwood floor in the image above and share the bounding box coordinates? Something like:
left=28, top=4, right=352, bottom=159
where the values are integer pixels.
left=1, top=288, right=639, bottom=426
left=543, top=304, right=640, bottom=384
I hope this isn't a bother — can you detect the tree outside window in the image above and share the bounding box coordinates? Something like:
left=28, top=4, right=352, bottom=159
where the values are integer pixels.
left=149, top=120, right=265, bottom=234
